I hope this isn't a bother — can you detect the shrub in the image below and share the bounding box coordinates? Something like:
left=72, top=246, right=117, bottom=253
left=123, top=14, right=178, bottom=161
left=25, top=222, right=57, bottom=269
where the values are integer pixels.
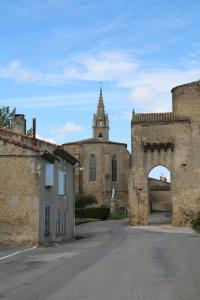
left=191, top=212, right=200, bottom=232
left=75, top=207, right=110, bottom=220
left=75, top=193, right=97, bottom=208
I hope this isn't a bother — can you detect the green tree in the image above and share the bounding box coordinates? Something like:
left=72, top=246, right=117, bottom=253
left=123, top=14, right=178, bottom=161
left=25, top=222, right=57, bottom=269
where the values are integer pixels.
left=26, top=127, right=33, bottom=137
left=0, top=106, right=16, bottom=128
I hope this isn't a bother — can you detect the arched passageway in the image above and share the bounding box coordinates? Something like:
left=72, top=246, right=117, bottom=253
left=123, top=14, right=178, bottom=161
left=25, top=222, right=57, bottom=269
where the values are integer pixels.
left=148, top=165, right=172, bottom=224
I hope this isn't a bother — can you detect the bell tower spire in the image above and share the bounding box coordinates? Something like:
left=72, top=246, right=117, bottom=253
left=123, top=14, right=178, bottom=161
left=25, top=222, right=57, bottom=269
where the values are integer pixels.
left=93, top=83, right=109, bottom=141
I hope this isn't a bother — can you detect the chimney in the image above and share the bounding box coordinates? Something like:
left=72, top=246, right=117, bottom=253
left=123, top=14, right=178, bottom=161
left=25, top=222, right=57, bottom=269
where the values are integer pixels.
left=33, top=118, right=36, bottom=139
left=11, top=114, right=26, bottom=134
left=32, top=118, right=37, bottom=145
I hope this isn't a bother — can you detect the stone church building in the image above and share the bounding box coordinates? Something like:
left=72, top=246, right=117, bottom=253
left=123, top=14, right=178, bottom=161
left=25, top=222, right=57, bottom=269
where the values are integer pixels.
left=63, top=88, right=130, bottom=212
left=129, top=80, right=200, bottom=226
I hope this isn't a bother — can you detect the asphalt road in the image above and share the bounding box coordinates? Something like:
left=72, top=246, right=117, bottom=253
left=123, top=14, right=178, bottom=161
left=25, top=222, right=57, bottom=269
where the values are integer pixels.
left=0, top=220, right=200, bottom=300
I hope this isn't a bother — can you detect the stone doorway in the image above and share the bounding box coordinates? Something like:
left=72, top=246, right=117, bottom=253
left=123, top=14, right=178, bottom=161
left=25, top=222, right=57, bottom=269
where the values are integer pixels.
left=148, top=165, right=172, bottom=225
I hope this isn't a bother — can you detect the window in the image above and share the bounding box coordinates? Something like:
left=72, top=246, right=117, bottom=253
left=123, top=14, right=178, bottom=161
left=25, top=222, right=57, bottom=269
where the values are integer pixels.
left=112, top=155, right=117, bottom=182
left=58, top=170, right=65, bottom=195
left=56, top=210, right=67, bottom=235
left=89, top=154, right=96, bottom=181
left=98, top=132, right=103, bottom=139
left=45, top=163, right=54, bottom=186
left=44, top=206, right=50, bottom=234
left=99, top=118, right=103, bottom=126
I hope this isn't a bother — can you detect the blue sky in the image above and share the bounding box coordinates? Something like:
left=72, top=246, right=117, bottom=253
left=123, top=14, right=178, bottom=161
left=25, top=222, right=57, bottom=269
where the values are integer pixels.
left=149, top=166, right=171, bottom=182
left=0, top=0, right=200, bottom=167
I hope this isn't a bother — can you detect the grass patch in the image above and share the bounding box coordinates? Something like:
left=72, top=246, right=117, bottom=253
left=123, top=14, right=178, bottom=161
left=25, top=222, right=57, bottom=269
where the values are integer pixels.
left=109, top=214, right=128, bottom=220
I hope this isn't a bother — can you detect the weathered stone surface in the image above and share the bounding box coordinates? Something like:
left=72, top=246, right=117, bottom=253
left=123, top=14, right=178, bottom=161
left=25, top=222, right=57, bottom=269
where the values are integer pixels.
left=129, top=80, right=200, bottom=226
left=0, top=143, right=40, bottom=244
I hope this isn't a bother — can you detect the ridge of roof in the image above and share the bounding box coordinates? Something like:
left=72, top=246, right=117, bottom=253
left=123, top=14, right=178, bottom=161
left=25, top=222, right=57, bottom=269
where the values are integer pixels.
left=63, top=137, right=127, bottom=146
left=148, top=177, right=170, bottom=184
left=0, top=128, right=58, bottom=148
left=0, top=134, right=41, bottom=152
left=132, top=112, right=190, bottom=124
left=0, top=130, right=78, bottom=164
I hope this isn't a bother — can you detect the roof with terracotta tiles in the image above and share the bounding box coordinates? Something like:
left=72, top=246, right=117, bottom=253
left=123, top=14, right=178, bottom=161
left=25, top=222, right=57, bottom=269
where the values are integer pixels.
left=132, top=112, right=190, bottom=124
left=0, top=129, right=78, bottom=164
left=0, top=134, right=41, bottom=152
left=0, top=128, right=57, bottom=147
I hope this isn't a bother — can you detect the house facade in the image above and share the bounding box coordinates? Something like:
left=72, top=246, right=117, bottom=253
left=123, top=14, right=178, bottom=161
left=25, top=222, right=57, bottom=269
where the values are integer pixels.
left=0, top=115, right=77, bottom=245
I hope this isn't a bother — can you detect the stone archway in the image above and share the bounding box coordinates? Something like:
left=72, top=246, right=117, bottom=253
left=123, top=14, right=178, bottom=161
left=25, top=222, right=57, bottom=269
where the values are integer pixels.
left=128, top=113, right=178, bottom=225
left=147, top=165, right=172, bottom=224
left=129, top=146, right=174, bottom=225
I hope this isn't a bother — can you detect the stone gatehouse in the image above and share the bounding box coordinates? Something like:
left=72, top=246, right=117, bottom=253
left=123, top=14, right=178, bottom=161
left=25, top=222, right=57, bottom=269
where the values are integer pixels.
left=129, top=80, right=200, bottom=226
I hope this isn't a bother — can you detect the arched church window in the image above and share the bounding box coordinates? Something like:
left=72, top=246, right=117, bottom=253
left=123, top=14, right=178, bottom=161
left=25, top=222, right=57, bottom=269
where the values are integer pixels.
left=98, top=132, right=103, bottom=139
left=112, top=155, right=117, bottom=182
left=89, top=154, right=96, bottom=182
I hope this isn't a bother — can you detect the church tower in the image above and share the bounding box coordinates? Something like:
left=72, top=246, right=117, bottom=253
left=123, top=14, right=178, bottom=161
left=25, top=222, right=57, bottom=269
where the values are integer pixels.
left=93, top=86, right=109, bottom=141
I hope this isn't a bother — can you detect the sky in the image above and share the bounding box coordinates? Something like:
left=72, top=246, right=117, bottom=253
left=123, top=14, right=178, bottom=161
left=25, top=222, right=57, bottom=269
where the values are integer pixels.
left=0, top=0, right=200, bottom=177
left=149, top=166, right=171, bottom=182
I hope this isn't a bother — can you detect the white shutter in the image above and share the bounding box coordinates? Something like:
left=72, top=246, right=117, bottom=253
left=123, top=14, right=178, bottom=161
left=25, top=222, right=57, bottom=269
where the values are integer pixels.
left=58, top=170, right=65, bottom=195
left=45, top=164, right=54, bottom=186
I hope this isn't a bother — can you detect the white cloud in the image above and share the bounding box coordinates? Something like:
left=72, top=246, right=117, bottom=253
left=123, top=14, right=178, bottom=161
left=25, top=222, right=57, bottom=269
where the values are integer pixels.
left=130, top=86, right=157, bottom=104
left=66, top=52, right=138, bottom=81
left=52, top=122, right=84, bottom=137
left=0, top=51, right=200, bottom=113
left=120, top=67, right=200, bottom=112
left=62, top=123, right=84, bottom=132
left=0, top=60, right=45, bottom=84
left=0, top=51, right=138, bottom=85
left=36, top=133, right=56, bottom=144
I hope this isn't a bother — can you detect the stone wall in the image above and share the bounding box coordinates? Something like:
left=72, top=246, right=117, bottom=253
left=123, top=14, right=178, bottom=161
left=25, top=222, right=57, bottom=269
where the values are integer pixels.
left=64, top=142, right=130, bottom=209
left=0, top=142, right=40, bottom=244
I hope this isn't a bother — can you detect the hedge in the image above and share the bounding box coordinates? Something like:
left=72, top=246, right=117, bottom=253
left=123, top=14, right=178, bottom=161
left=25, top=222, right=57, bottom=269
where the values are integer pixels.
left=75, top=193, right=97, bottom=208
left=191, top=212, right=200, bottom=233
left=75, top=207, right=110, bottom=220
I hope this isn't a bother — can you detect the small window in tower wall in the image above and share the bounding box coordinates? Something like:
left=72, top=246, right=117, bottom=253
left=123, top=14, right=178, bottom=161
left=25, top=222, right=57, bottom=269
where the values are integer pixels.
left=99, top=119, right=103, bottom=126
